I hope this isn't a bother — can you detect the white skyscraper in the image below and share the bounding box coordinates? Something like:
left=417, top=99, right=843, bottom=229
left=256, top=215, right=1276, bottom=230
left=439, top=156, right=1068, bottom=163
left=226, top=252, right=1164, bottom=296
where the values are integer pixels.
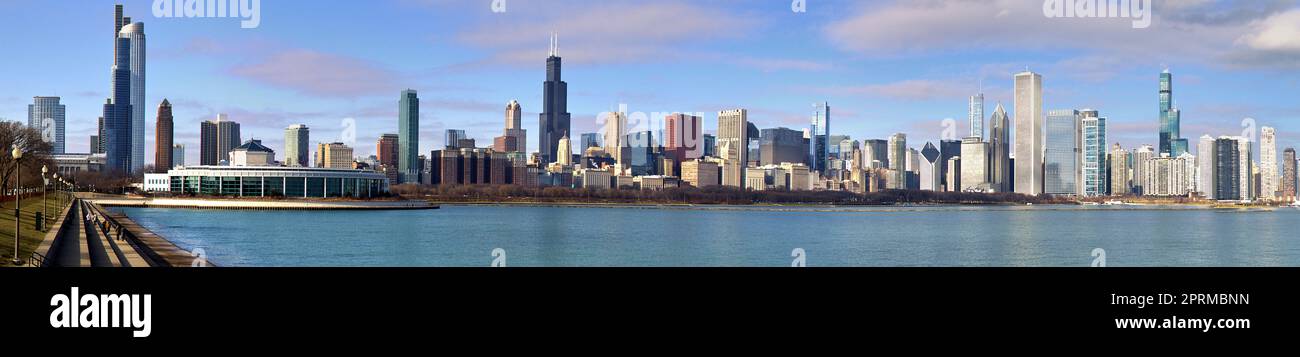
left=28, top=96, right=66, bottom=154
left=1197, top=135, right=1216, bottom=199
left=969, top=93, right=984, bottom=139
left=1014, top=71, right=1044, bottom=195
left=119, top=22, right=145, bottom=172
left=718, top=109, right=748, bottom=187
left=1238, top=137, right=1254, bottom=201
left=1133, top=145, right=1156, bottom=195
left=1080, top=110, right=1106, bottom=197
left=1261, top=126, right=1278, bottom=200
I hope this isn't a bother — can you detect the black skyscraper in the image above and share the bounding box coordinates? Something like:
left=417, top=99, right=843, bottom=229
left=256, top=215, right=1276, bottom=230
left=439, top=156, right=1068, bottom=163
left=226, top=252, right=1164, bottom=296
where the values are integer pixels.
left=538, top=33, right=571, bottom=165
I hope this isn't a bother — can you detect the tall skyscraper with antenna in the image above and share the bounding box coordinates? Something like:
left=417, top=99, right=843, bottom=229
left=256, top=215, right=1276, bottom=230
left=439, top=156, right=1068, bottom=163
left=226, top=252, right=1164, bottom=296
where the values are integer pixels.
left=1159, top=69, right=1186, bottom=156
left=539, top=32, right=571, bottom=165
left=969, top=92, right=984, bottom=139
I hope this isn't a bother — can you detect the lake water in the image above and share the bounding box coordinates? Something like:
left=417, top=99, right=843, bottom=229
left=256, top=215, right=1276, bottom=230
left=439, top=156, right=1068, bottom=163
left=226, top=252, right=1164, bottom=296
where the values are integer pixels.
left=111, top=204, right=1300, bottom=267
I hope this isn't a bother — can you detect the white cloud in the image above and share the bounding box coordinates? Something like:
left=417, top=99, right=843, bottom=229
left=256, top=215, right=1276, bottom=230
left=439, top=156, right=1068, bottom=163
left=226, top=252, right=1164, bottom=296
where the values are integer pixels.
left=823, top=0, right=1300, bottom=69
left=1238, top=9, right=1300, bottom=51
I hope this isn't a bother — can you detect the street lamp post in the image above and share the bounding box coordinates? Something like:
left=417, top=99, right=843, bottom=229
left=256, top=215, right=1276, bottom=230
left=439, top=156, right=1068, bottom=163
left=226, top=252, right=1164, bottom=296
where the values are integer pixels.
left=52, top=173, right=59, bottom=212
left=11, top=146, right=23, bottom=265
left=41, top=165, right=47, bottom=231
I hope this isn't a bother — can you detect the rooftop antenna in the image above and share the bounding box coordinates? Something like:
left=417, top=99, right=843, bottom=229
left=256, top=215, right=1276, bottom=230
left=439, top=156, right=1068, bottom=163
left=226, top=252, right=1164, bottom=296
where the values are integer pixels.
left=549, top=32, right=558, bottom=57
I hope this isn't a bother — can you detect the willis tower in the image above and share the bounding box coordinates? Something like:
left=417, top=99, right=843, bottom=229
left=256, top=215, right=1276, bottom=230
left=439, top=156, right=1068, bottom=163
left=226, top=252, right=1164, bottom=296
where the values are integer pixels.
left=538, top=33, right=571, bottom=165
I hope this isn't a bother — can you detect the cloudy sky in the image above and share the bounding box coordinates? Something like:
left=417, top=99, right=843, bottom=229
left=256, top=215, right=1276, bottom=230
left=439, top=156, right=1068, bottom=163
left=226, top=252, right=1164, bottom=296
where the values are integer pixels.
left=4, top=0, right=1300, bottom=165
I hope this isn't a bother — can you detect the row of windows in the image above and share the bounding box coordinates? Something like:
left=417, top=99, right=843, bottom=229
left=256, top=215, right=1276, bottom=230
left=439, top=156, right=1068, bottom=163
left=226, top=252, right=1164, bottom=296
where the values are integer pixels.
left=168, top=176, right=387, bottom=198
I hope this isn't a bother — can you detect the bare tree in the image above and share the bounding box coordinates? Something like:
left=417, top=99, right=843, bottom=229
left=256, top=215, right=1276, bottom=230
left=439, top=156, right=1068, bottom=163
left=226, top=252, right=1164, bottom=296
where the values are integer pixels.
left=0, top=122, right=55, bottom=197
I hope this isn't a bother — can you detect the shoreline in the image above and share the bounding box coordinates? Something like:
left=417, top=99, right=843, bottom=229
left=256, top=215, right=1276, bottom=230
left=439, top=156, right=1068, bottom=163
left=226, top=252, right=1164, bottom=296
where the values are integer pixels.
left=92, top=197, right=439, bottom=210
left=432, top=200, right=1292, bottom=212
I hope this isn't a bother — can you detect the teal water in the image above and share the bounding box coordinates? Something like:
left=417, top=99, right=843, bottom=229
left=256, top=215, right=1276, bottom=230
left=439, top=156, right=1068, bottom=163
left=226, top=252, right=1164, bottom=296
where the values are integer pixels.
left=111, top=205, right=1300, bottom=267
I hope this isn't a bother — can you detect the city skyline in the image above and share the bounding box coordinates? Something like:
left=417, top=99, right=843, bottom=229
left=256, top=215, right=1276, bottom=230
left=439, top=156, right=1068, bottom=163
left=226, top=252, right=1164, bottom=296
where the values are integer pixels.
left=4, top=1, right=1300, bottom=168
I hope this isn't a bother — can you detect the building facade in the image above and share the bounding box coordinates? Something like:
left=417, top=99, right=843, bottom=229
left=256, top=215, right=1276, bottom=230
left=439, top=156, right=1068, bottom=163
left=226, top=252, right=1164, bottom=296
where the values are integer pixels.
left=1081, top=111, right=1106, bottom=197
left=1044, top=109, right=1080, bottom=196
left=200, top=114, right=240, bottom=166
left=154, top=99, right=173, bottom=172
left=398, top=89, right=419, bottom=183
left=162, top=166, right=388, bottom=198
left=810, top=102, right=830, bottom=174
left=1014, top=71, right=1044, bottom=195
left=538, top=33, right=571, bottom=166
left=318, top=142, right=355, bottom=169
left=28, top=96, right=66, bottom=154
left=1197, top=135, right=1216, bottom=199
left=1283, top=148, right=1297, bottom=202
left=718, top=109, right=748, bottom=187
left=284, top=124, right=309, bottom=167
left=120, top=21, right=146, bottom=172
left=1109, top=143, right=1130, bottom=195
left=1260, top=126, right=1278, bottom=200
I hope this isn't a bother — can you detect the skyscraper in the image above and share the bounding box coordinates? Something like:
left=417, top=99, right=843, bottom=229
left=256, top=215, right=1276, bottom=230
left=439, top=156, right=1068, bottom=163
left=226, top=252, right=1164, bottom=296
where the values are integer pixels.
left=863, top=139, right=888, bottom=169
left=445, top=130, right=468, bottom=149
left=200, top=114, right=240, bottom=166
left=95, top=116, right=105, bottom=154
left=1157, top=70, right=1189, bottom=156
left=810, top=102, right=830, bottom=173
left=284, top=124, right=309, bottom=167
left=172, top=144, right=185, bottom=168
left=155, top=99, right=173, bottom=173
left=28, top=96, right=66, bottom=154
left=718, top=109, right=748, bottom=187
left=120, top=21, right=145, bottom=173
left=1080, top=110, right=1106, bottom=197
left=919, top=142, right=942, bottom=191
left=502, top=100, right=526, bottom=153
left=1110, top=143, right=1130, bottom=195
left=1045, top=109, right=1080, bottom=196
left=1132, top=145, right=1156, bottom=195
left=760, top=127, right=809, bottom=166
left=969, top=93, right=984, bottom=139
left=398, top=89, right=420, bottom=183
left=988, top=103, right=1011, bottom=193
left=377, top=133, right=399, bottom=167
left=960, top=137, right=988, bottom=191
left=1236, top=137, right=1255, bottom=201
left=1014, top=71, right=1044, bottom=195
left=1197, top=135, right=1217, bottom=199
left=888, top=133, right=907, bottom=189
left=1283, top=148, right=1297, bottom=202
left=318, top=142, right=355, bottom=169
left=103, top=34, right=133, bottom=173
left=1260, top=126, right=1278, bottom=200
left=1214, top=137, right=1241, bottom=200
left=665, top=113, right=703, bottom=162
left=603, top=111, right=627, bottom=169
left=579, top=133, right=602, bottom=151
left=538, top=33, right=571, bottom=166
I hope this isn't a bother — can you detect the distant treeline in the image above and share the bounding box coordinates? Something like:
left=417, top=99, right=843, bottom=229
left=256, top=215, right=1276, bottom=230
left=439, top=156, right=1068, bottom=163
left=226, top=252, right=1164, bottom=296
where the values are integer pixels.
left=391, top=184, right=1069, bottom=205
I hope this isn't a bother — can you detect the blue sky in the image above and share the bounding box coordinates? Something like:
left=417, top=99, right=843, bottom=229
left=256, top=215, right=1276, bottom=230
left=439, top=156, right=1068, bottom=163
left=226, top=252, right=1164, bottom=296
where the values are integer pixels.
left=4, top=0, right=1300, bottom=165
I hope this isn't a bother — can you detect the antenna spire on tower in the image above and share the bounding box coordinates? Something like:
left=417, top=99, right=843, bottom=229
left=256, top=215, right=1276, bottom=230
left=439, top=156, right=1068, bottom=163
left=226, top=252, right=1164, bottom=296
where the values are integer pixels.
left=549, top=32, right=558, bottom=57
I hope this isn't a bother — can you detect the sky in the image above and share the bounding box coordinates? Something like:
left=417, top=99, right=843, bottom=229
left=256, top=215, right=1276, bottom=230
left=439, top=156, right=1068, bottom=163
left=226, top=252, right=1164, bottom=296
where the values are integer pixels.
left=4, top=0, right=1300, bottom=166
